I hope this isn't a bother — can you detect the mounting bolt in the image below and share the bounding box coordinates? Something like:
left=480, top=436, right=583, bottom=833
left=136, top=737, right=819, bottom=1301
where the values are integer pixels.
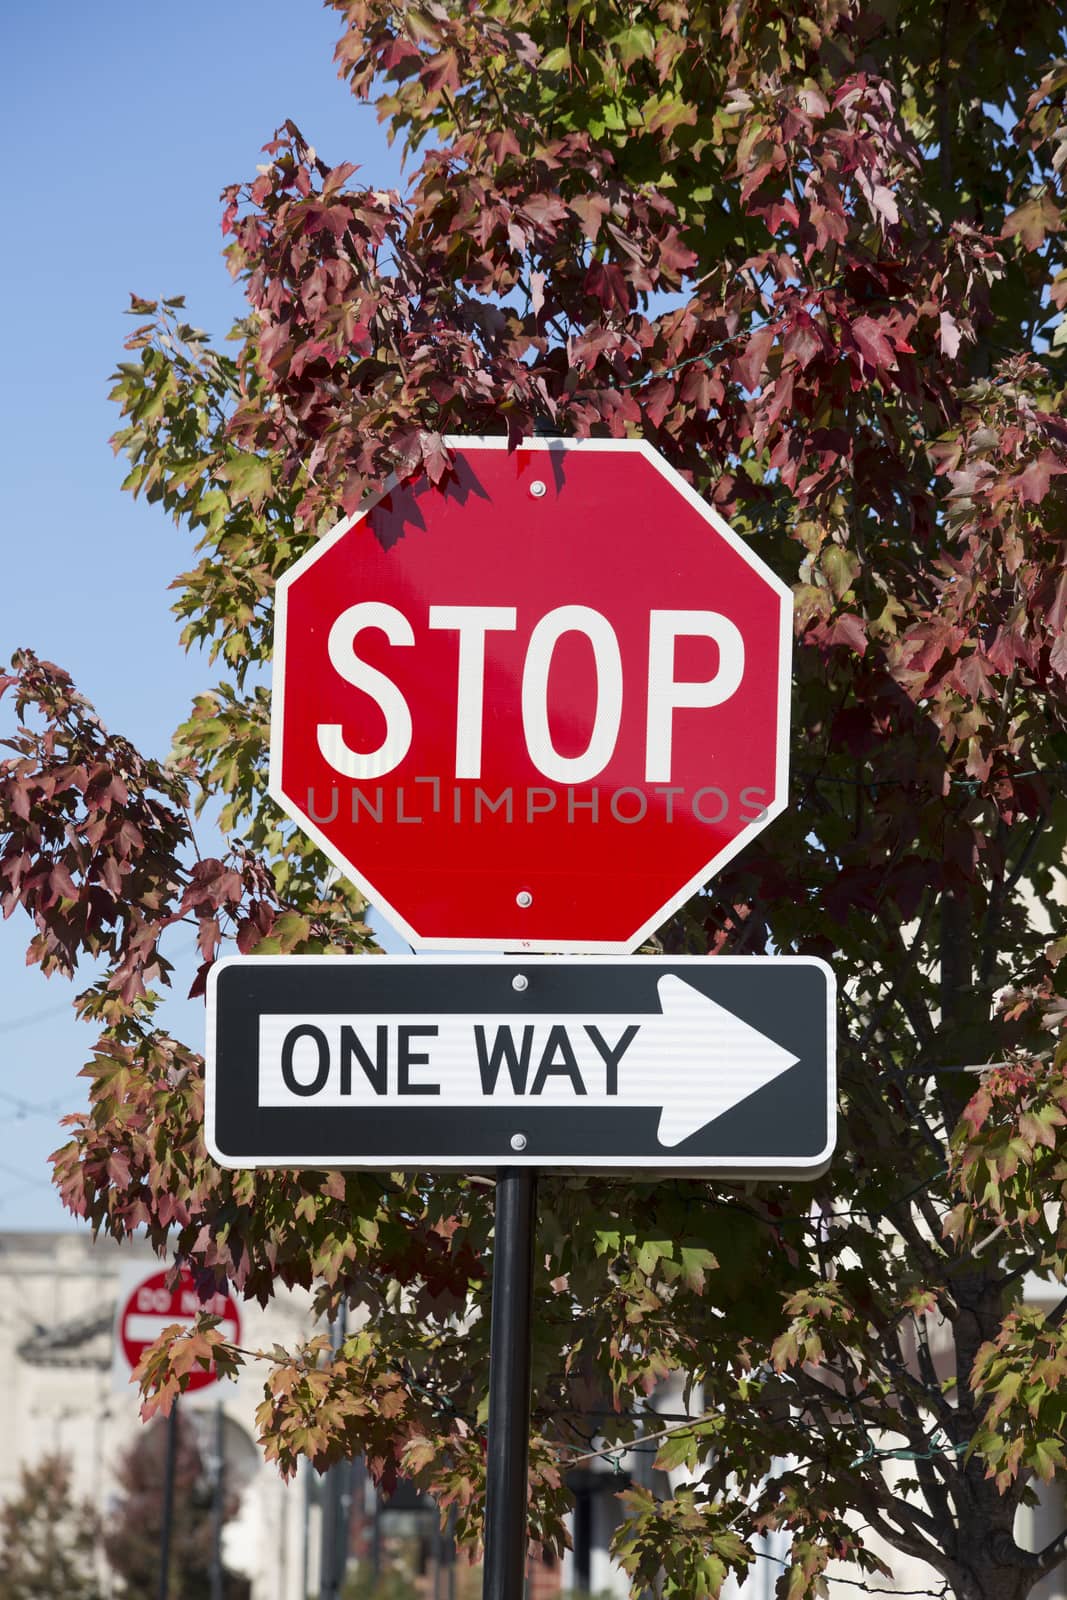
left=516, top=890, right=533, bottom=908
left=512, top=974, right=529, bottom=991
left=510, top=1132, right=528, bottom=1152
left=530, top=480, right=547, bottom=498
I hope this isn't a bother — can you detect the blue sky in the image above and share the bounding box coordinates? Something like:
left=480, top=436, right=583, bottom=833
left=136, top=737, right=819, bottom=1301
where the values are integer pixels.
left=0, top=3, right=405, bottom=1228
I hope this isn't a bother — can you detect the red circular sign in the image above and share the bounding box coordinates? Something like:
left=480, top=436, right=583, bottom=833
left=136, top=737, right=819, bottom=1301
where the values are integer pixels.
left=270, top=439, right=791, bottom=950
left=118, top=1269, right=241, bottom=1391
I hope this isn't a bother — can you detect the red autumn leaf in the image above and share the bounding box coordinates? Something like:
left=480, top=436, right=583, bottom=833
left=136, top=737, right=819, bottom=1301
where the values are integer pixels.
left=1047, top=567, right=1067, bottom=636
left=850, top=315, right=896, bottom=371
left=197, top=916, right=221, bottom=963
left=1050, top=629, right=1067, bottom=679
left=50, top=862, right=80, bottom=901
left=760, top=196, right=800, bottom=234
left=1015, top=451, right=1064, bottom=505
left=188, top=959, right=212, bottom=1000
left=643, top=378, right=676, bottom=429
left=734, top=324, right=775, bottom=392
left=583, top=261, right=630, bottom=314
left=569, top=193, right=609, bottom=241
left=99, top=854, right=123, bottom=897
left=419, top=431, right=453, bottom=485
left=827, top=612, right=868, bottom=655
left=1002, top=192, right=1062, bottom=251
left=784, top=314, right=823, bottom=370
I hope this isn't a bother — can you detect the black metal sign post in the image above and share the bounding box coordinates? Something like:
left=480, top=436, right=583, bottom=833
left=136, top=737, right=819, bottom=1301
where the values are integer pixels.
left=157, top=1398, right=178, bottom=1600
left=483, top=1169, right=538, bottom=1600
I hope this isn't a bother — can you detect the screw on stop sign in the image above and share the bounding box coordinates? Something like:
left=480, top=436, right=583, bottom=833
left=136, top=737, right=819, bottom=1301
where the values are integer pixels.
left=270, top=437, right=791, bottom=951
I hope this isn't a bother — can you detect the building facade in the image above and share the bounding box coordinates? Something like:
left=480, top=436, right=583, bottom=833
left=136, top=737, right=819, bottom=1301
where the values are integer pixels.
left=2, top=1228, right=1066, bottom=1600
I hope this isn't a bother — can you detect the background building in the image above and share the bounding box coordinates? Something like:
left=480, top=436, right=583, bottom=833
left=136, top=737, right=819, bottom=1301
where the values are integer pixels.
left=3, top=1227, right=1065, bottom=1600
left=0, top=1229, right=311, bottom=1599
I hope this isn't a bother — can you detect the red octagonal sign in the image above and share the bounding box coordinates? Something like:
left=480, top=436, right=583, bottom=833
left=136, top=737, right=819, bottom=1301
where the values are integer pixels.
left=270, top=439, right=791, bottom=951
left=118, top=1268, right=241, bottom=1393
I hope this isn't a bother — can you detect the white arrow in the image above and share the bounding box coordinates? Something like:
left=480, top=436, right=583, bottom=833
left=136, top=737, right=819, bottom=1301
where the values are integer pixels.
left=256, top=975, right=799, bottom=1148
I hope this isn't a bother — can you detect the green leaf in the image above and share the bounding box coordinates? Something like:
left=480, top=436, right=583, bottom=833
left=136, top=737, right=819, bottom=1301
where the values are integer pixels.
left=1031, top=1437, right=1065, bottom=1481
left=679, top=1245, right=717, bottom=1293
left=614, top=25, right=655, bottom=68
left=217, top=452, right=272, bottom=508
left=635, top=1237, right=673, bottom=1275
left=821, top=545, right=860, bottom=601
left=539, top=45, right=571, bottom=73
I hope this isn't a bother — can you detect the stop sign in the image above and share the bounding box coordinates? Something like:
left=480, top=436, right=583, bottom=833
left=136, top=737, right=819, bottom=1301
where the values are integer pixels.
left=270, top=438, right=791, bottom=951
left=117, top=1268, right=241, bottom=1392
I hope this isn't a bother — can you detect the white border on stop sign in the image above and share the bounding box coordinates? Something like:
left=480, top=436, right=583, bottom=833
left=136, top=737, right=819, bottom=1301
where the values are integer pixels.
left=267, top=436, right=793, bottom=953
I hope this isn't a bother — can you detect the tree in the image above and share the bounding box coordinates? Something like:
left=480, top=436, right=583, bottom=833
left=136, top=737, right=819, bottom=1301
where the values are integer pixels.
left=5, top=2, right=1067, bottom=1598
left=104, top=1410, right=247, bottom=1600
left=0, top=1455, right=102, bottom=1600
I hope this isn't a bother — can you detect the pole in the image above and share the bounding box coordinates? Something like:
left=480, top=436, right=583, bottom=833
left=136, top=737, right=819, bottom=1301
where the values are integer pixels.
left=433, top=1502, right=443, bottom=1600
left=371, top=1478, right=381, bottom=1579
left=320, top=1303, right=349, bottom=1600
left=573, top=1481, right=592, bottom=1595
left=210, top=1400, right=225, bottom=1600
left=157, top=1399, right=179, bottom=1600
left=482, top=1168, right=538, bottom=1600
left=319, top=1457, right=337, bottom=1600
left=335, top=1457, right=353, bottom=1593
left=302, top=1461, right=313, bottom=1600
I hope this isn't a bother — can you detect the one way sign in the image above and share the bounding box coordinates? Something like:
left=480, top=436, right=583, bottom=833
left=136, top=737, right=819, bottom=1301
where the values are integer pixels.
left=206, top=956, right=834, bottom=1175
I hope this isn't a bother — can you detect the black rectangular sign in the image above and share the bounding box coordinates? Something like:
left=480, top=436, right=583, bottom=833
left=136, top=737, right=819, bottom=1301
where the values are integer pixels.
left=206, top=955, right=835, bottom=1175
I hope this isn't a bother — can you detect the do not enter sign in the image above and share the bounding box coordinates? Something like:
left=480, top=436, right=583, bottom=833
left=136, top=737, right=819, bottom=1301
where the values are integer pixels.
left=270, top=438, right=791, bottom=951
left=116, top=1268, right=241, bottom=1393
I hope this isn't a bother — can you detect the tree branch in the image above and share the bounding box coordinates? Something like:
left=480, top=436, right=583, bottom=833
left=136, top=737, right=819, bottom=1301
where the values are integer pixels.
left=844, top=1479, right=960, bottom=1587
left=876, top=909, right=939, bottom=1052
left=1004, top=809, right=1048, bottom=896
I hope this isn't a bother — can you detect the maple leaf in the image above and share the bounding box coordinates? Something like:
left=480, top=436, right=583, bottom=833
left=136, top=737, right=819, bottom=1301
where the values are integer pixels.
left=1014, top=450, right=1065, bottom=504
left=1050, top=629, right=1067, bottom=679
left=419, top=430, right=452, bottom=484
left=734, top=324, right=775, bottom=392
left=1002, top=191, right=1063, bottom=251
left=850, top=315, right=896, bottom=371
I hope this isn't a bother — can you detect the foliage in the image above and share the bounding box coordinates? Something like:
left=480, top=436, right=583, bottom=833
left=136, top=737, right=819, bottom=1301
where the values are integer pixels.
left=0, top=1455, right=102, bottom=1600
left=612, top=1484, right=753, bottom=1599
left=342, top=1563, right=422, bottom=1600
left=104, top=1409, right=247, bottom=1600
left=6, top=3, right=1067, bottom=1600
